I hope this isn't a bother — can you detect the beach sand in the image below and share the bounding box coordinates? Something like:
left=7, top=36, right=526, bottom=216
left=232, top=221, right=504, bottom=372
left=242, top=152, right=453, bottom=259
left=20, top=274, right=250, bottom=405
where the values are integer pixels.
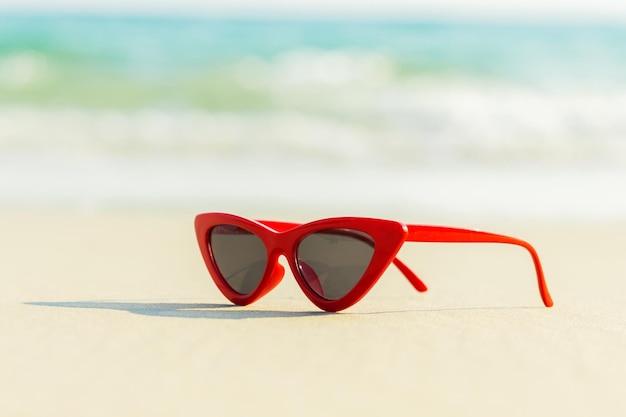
left=1, top=210, right=624, bottom=416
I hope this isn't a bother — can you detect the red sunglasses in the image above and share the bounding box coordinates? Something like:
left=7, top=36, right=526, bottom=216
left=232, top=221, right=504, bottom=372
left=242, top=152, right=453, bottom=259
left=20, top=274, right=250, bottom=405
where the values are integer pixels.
left=195, top=213, right=553, bottom=312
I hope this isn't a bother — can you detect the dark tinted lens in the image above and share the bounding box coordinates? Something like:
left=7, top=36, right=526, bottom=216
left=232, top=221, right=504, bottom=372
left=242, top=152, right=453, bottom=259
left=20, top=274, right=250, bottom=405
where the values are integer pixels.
left=210, top=225, right=267, bottom=295
left=296, top=228, right=375, bottom=300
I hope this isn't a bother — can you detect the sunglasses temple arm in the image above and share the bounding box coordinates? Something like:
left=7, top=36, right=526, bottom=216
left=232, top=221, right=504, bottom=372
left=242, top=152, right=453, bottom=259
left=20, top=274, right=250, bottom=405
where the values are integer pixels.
left=392, top=257, right=428, bottom=292
left=405, top=225, right=553, bottom=307
left=257, top=220, right=428, bottom=293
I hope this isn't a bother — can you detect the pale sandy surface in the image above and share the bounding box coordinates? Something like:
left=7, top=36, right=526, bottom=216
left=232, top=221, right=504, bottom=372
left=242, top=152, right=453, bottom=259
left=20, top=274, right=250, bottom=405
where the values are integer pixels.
left=1, top=210, right=625, bottom=416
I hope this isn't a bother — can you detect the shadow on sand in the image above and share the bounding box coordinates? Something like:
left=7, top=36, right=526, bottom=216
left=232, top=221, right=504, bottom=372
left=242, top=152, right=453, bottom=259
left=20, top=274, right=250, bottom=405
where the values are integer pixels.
left=25, top=300, right=541, bottom=319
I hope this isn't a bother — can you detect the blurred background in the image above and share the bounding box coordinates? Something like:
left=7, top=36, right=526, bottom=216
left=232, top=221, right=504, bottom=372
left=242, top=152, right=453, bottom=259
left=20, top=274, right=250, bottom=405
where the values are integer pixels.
left=1, top=0, right=626, bottom=220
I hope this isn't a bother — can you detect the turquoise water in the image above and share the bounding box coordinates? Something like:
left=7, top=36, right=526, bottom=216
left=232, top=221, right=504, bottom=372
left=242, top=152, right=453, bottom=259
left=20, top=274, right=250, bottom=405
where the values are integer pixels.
left=2, top=14, right=626, bottom=107
left=1, top=14, right=626, bottom=217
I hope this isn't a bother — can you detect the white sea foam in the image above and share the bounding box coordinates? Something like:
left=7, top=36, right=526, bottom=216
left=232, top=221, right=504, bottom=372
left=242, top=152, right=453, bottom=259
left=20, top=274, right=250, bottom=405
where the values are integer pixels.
left=2, top=78, right=626, bottom=218
left=2, top=82, right=626, bottom=167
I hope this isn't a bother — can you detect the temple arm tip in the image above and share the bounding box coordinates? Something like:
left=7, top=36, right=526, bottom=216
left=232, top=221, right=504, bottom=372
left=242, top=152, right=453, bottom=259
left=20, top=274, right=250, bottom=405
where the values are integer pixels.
left=542, top=292, right=554, bottom=307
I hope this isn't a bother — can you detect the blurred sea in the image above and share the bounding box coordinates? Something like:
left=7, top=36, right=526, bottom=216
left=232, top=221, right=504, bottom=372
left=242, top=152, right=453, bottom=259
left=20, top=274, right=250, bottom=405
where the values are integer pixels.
left=1, top=14, right=626, bottom=219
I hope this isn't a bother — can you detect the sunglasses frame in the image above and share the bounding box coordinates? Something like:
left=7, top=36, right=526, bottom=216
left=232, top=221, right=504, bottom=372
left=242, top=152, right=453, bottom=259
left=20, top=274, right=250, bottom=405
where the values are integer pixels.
left=195, top=212, right=553, bottom=312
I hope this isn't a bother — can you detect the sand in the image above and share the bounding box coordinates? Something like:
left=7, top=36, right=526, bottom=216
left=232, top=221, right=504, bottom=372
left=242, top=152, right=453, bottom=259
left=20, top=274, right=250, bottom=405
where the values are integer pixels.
left=1, top=210, right=624, bottom=416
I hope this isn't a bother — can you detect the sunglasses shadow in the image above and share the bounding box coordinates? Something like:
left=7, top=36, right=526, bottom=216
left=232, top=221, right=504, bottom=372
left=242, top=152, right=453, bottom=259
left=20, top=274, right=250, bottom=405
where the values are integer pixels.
left=24, top=301, right=332, bottom=319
